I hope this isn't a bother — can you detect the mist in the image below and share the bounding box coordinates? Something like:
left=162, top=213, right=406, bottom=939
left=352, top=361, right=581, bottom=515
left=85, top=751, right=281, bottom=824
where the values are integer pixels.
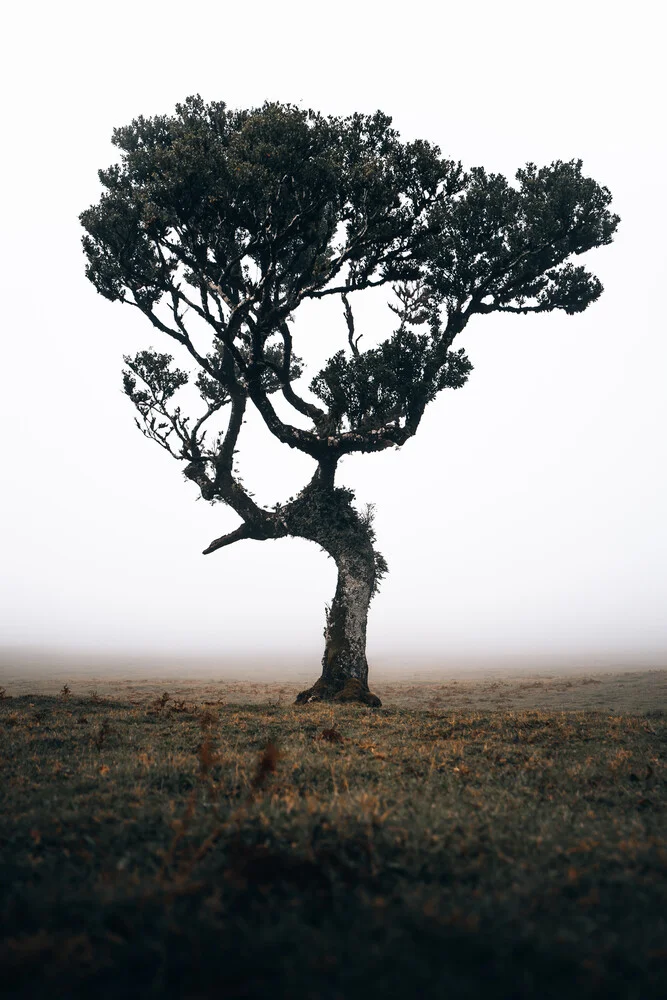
left=1, top=0, right=665, bottom=676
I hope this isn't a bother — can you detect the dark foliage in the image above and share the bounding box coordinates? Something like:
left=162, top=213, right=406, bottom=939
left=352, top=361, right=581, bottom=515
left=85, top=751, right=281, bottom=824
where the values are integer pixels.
left=81, top=96, right=618, bottom=500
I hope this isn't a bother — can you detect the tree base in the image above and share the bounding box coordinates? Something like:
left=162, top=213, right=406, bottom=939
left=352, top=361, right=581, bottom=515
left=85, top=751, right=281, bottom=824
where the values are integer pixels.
left=295, top=677, right=381, bottom=707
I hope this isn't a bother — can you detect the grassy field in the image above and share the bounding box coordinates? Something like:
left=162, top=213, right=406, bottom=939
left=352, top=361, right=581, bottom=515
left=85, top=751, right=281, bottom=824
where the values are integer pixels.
left=1, top=674, right=666, bottom=999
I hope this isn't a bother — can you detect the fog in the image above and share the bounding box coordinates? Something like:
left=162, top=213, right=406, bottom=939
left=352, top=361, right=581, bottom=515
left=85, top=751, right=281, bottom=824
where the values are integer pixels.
left=1, top=1, right=665, bottom=676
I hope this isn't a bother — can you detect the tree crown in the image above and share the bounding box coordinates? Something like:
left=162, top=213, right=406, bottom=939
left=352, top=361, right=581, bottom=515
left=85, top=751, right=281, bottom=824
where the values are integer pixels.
left=81, top=97, right=619, bottom=517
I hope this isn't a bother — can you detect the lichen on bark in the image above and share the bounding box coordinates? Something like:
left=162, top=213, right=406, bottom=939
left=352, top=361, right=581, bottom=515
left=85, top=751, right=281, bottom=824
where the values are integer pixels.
left=283, top=482, right=384, bottom=706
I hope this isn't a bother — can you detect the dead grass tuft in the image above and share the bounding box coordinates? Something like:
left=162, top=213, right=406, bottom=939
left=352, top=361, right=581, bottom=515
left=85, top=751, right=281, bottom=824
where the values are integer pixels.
left=250, top=741, right=279, bottom=792
left=93, top=718, right=114, bottom=751
left=198, top=708, right=218, bottom=729
left=319, top=727, right=345, bottom=744
left=197, top=737, right=220, bottom=778
left=147, top=691, right=171, bottom=715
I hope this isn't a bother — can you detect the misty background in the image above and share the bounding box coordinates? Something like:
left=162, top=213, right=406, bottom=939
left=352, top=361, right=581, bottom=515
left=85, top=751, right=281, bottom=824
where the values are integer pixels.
left=1, top=1, right=665, bottom=678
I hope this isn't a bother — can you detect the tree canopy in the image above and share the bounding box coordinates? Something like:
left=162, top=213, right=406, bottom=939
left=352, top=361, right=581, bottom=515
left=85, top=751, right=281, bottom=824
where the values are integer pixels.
left=82, top=97, right=618, bottom=475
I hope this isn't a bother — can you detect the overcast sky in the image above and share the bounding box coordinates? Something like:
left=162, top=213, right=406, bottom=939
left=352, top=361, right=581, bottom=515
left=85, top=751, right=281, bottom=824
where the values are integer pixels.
left=1, top=0, right=665, bottom=674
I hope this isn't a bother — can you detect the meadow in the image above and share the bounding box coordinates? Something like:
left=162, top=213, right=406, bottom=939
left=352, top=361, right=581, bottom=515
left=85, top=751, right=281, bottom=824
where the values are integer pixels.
left=1, top=669, right=665, bottom=999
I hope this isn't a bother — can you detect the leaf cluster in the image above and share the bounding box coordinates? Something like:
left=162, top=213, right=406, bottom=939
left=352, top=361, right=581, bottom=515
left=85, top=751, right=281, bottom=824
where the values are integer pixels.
left=310, top=335, right=472, bottom=434
left=80, top=97, right=454, bottom=310
left=425, top=160, right=618, bottom=315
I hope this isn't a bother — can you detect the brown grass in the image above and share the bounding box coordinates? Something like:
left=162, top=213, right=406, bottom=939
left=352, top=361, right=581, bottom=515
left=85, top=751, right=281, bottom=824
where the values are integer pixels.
left=0, top=672, right=665, bottom=999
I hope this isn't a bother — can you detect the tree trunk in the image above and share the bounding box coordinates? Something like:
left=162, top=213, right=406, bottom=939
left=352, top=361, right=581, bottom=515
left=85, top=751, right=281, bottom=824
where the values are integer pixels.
left=293, top=490, right=383, bottom=707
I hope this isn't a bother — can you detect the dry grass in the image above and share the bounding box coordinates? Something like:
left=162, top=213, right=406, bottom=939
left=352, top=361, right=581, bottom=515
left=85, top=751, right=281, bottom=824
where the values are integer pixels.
left=0, top=674, right=665, bottom=999
left=4, top=666, right=664, bottom=713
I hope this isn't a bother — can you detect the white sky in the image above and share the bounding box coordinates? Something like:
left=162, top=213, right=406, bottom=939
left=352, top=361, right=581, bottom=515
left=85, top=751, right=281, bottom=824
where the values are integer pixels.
left=1, top=0, right=665, bottom=673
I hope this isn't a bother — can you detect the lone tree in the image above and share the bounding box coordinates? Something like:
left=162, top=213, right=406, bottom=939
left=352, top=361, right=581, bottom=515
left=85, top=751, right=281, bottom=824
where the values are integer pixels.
left=81, top=97, right=618, bottom=706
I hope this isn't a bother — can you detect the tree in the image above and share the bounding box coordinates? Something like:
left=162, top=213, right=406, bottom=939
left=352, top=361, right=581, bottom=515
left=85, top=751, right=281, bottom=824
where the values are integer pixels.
left=80, top=97, right=619, bottom=706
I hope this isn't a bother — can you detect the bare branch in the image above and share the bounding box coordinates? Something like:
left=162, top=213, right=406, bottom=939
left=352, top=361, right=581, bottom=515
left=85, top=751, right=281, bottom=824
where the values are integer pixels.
left=133, top=416, right=183, bottom=459
left=235, top=316, right=328, bottom=455
left=189, top=396, right=229, bottom=456
left=246, top=385, right=324, bottom=457
left=280, top=383, right=327, bottom=426
left=341, top=292, right=362, bottom=356
left=271, top=319, right=327, bottom=426
left=306, top=270, right=396, bottom=301
left=207, top=280, right=234, bottom=311
left=202, top=523, right=254, bottom=555
left=129, top=298, right=215, bottom=376
left=215, top=394, right=246, bottom=475
left=475, top=301, right=550, bottom=315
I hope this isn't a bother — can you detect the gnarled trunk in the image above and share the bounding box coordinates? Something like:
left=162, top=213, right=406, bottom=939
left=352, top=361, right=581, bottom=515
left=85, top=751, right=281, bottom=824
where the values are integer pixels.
left=296, top=549, right=381, bottom=706
left=293, top=492, right=382, bottom=707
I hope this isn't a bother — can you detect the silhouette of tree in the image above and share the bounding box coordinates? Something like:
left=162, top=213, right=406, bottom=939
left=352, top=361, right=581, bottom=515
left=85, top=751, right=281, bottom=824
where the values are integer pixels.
left=81, top=97, right=618, bottom=704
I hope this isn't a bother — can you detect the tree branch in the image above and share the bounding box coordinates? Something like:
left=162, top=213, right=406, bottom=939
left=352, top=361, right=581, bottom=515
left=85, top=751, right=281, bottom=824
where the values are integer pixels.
left=271, top=319, right=327, bottom=426
left=342, top=292, right=362, bottom=356
left=475, top=301, right=550, bottom=315
left=130, top=298, right=216, bottom=376
left=202, top=523, right=254, bottom=555
left=246, top=382, right=324, bottom=457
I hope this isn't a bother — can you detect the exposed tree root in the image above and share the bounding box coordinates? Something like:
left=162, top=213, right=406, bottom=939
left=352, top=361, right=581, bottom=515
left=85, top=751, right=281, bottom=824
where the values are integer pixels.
left=295, top=677, right=381, bottom=707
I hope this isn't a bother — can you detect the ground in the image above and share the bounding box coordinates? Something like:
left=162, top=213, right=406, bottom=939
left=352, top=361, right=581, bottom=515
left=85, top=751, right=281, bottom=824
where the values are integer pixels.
left=1, top=666, right=665, bottom=998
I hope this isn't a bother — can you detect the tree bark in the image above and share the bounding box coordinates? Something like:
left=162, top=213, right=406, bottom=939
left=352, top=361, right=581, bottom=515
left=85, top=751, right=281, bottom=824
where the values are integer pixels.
left=291, top=486, right=383, bottom=707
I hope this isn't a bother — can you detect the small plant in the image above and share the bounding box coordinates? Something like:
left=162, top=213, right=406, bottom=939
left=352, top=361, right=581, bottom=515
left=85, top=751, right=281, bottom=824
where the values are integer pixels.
left=93, top=719, right=113, bottom=751
left=319, top=727, right=345, bottom=744
left=250, top=742, right=280, bottom=792
left=0, top=686, right=11, bottom=701
left=197, top=737, right=220, bottom=779
left=89, top=690, right=103, bottom=704
left=148, top=691, right=171, bottom=715
left=199, top=708, right=218, bottom=729
left=59, top=684, right=71, bottom=699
